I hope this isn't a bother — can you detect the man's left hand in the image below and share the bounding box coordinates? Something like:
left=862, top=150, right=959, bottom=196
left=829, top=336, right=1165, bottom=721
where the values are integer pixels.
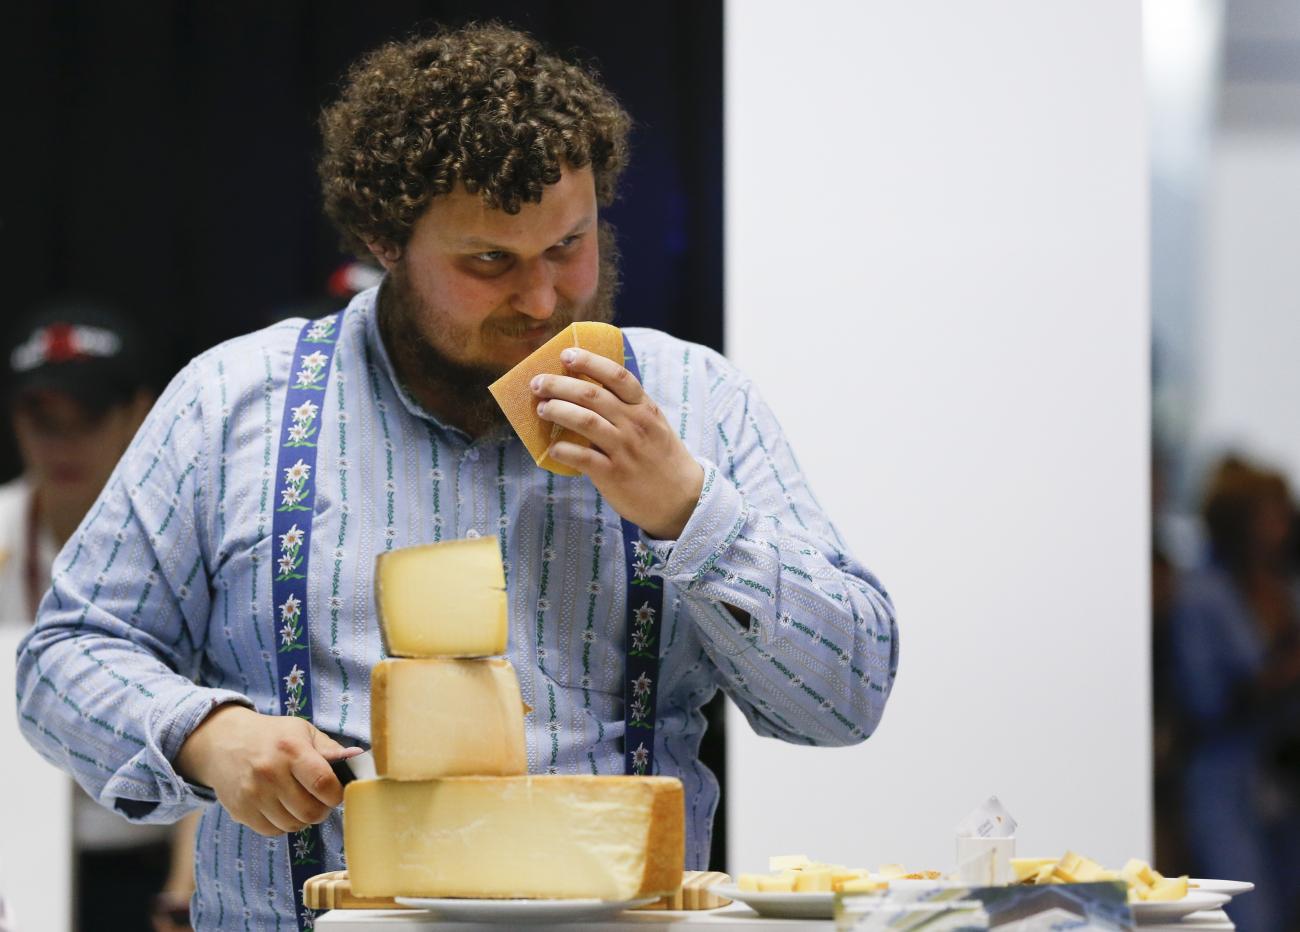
left=531, top=347, right=704, bottom=540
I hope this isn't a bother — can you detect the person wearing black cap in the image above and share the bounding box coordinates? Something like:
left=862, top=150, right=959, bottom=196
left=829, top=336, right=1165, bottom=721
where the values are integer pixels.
left=0, top=301, right=198, bottom=930
left=0, top=302, right=155, bottom=621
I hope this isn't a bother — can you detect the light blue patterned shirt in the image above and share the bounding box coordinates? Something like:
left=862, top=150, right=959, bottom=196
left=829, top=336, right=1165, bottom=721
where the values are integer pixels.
left=16, top=286, right=897, bottom=929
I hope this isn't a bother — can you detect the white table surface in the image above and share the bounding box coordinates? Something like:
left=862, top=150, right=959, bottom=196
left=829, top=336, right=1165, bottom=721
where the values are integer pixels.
left=316, top=903, right=1235, bottom=930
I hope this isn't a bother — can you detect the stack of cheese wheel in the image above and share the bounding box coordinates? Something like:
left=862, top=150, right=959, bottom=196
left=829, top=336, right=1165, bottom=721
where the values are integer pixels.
left=343, top=536, right=686, bottom=901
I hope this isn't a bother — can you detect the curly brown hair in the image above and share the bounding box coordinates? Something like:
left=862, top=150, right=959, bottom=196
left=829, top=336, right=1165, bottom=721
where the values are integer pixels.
left=319, top=23, right=631, bottom=259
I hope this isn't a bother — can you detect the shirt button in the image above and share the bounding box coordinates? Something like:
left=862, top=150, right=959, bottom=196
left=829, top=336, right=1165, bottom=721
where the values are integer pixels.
left=465, top=528, right=480, bottom=539
left=466, top=447, right=480, bottom=462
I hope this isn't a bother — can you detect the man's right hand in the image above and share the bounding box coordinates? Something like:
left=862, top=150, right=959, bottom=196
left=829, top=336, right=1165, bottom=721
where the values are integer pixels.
left=175, top=703, right=362, bottom=837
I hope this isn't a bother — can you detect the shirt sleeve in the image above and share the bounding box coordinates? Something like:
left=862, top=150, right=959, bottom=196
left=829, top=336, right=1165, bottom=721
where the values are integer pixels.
left=649, top=372, right=899, bottom=747
left=15, top=357, right=252, bottom=824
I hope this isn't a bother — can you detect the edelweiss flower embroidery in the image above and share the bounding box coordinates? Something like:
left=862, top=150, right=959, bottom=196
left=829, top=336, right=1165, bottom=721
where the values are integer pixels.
left=628, top=601, right=657, bottom=659
left=630, top=742, right=651, bottom=776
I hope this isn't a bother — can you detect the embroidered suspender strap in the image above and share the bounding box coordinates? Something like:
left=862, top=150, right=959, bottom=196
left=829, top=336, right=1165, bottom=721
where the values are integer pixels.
left=620, top=334, right=665, bottom=776
left=271, top=311, right=342, bottom=931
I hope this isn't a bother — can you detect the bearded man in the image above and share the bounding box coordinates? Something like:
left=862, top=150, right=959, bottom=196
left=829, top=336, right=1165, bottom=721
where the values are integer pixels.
left=17, top=23, right=898, bottom=930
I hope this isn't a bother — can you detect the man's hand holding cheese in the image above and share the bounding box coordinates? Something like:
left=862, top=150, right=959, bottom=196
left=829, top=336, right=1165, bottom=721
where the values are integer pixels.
left=532, top=348, right=705, bottom=541
left=16, top=24, right=898, bottom=930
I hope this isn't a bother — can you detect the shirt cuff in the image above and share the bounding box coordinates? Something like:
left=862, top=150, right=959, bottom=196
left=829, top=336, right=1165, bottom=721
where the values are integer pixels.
left=647, top=458, right=746, bottom=590
left=101, top=687, right=253, bottom=822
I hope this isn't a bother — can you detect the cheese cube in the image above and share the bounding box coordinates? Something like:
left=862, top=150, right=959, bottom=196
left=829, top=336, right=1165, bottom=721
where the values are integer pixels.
left=793, top=869, right=834, bottom=892
left=1050, top=865, right=1077, bottom=884
left=1011, top=858, right=1057, bottom=882
left=1145, top=875, right=1188, bottom=901
left=345, top=775, right=684, bottom=900
left=1069, top=853, right=1108, bottom=883
left=831, top=868, right=870, bottom=891
left=371, top=658, right=527, bottom=780
left=768, top=854, right=811, bottom=871
left=738, top=874, right=763, bottom=892
left=756, top=872, right=798, bottom=892
left=375, top=537, right=507, bottom=657
left=838, top=877, right=887, bottom=894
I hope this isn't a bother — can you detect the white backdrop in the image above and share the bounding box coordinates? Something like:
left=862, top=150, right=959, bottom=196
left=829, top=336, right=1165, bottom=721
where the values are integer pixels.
left=724, top=1, right=1149, bottom=872
left=1195, top=132, right=1300, bottom=488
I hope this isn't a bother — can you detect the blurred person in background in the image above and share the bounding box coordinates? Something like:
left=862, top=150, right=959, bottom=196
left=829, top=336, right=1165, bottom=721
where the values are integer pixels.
left=1151, top=451, right=1191, bottom=875
left=0, top=300, right=198, bottom=930
left=1171, top=456, right=1300, bottom=932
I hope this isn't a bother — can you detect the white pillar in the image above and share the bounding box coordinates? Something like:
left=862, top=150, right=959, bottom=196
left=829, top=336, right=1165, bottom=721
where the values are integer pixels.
left=724, top=0, right=1150, bottom=871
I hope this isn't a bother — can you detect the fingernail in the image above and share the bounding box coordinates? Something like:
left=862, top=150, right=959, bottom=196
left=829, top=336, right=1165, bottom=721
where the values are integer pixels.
left=560, top=349, right=577, bottom=364
left=536, top=401, right=547, bottom=417
left=530, top=375, right=543, bottom=391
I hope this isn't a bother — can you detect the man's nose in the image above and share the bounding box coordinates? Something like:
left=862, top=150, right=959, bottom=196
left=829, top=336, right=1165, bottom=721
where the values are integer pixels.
left=510, top=259, right=557, bottom=320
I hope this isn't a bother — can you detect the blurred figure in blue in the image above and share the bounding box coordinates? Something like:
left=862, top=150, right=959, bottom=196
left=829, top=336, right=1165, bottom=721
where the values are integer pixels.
left=1173, top=456, right=1300, bottom=932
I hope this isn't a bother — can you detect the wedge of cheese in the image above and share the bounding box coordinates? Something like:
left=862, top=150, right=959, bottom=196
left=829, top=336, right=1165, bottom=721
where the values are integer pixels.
left=344, top=775, right=685, bottom=900
left=371, top=658, right=527, bottom=780
left=374, top=537, right=507, bottom=657
left=488, top=321, right=624, bottom=476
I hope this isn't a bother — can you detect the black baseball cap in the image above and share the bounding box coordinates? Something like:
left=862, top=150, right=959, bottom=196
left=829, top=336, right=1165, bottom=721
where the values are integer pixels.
left=6, top=300, right=150, bottom=416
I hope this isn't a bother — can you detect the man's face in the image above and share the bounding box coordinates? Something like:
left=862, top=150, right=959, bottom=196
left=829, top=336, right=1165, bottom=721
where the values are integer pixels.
left=12, top=390, right=149, bottom=511
left=381, top=165, right=606, bottom=376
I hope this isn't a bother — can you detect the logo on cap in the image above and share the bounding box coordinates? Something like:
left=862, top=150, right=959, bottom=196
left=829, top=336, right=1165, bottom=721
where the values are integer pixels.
left=10, top=324, right=123, bottom=373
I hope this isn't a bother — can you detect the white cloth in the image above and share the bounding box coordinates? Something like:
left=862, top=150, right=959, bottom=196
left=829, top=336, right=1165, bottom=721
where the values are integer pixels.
left=1, top=475, right=169, bottom=850
left=0, top=477, right=53, bottom=626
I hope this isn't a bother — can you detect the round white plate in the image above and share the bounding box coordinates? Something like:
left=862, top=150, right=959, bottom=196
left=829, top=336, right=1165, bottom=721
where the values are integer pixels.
left=1189, top=878, right=1254, bottom=898
left=392, top=896, right=657, bottom=924
left=708, top=884, right=833, bottom=919
left=1132, top=891, right=1230, bottom=923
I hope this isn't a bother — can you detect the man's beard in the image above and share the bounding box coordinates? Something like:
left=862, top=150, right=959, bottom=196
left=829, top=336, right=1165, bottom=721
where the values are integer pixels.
left=378, top=221, right=619, bottom=436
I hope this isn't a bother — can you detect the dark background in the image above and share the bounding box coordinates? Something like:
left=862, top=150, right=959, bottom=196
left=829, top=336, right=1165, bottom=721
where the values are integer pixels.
left=1, top=0, right=728, bottom=869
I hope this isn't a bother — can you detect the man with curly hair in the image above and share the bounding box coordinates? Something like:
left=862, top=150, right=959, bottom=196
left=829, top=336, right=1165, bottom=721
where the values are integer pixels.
left=17, top=23, right=898, bottom=929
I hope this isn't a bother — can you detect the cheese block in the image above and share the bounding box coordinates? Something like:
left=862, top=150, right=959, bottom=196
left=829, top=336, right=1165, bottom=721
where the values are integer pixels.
left=371, top=657, right=527, bottom=780
left=375, top=537, right=507, bottom=657
left=344, top=775, right=684, bottom=900
left=488, top=321, right=624, bottom=476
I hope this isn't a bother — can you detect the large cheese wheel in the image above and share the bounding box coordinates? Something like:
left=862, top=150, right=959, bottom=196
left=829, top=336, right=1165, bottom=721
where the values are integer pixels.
left=488, top=321, right=624, bottom=476
left=344, top=775, right=685, bottom=900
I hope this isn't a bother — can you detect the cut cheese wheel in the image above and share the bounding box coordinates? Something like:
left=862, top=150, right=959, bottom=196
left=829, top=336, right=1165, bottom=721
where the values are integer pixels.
left=374, top=537, right=506, bottom=657
left=371, top=657, right=527, bottom=780
left=488, top=321, right=624, bottom=476
left=344, top=775, right=684, bottom=900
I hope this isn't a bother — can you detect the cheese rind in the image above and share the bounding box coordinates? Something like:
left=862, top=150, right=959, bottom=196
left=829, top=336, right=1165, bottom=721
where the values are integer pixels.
left=371, top=658, right=527, bottom=780
left=344, top=775, right=684, bottom=900
left=488, top=322, right=624, bottom=476
left=374, top=537, right=507, bottom=657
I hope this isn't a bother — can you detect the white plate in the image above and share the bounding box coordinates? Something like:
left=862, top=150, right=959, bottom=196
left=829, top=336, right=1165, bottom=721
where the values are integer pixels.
left=708, top=884, right=834, bottom=919
left=392, top=896, right=657, bottom=924
left=1189, top=878, right=1254, bottom=898
left=1132, top=891, right=1231, bottom=923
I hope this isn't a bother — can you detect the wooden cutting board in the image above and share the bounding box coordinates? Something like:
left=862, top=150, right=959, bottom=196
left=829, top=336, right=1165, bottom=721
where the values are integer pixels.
left=302, top=870, right=732, bottom=911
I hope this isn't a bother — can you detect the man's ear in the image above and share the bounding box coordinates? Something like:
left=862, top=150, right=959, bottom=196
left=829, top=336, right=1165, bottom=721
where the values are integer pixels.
left=366, top=241, right=402, bottom=272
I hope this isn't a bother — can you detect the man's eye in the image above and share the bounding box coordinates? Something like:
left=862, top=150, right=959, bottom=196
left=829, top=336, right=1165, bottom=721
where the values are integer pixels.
left=554, top=235, right=580, bottom=250
left=474, top=250, right=507, bottom=263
